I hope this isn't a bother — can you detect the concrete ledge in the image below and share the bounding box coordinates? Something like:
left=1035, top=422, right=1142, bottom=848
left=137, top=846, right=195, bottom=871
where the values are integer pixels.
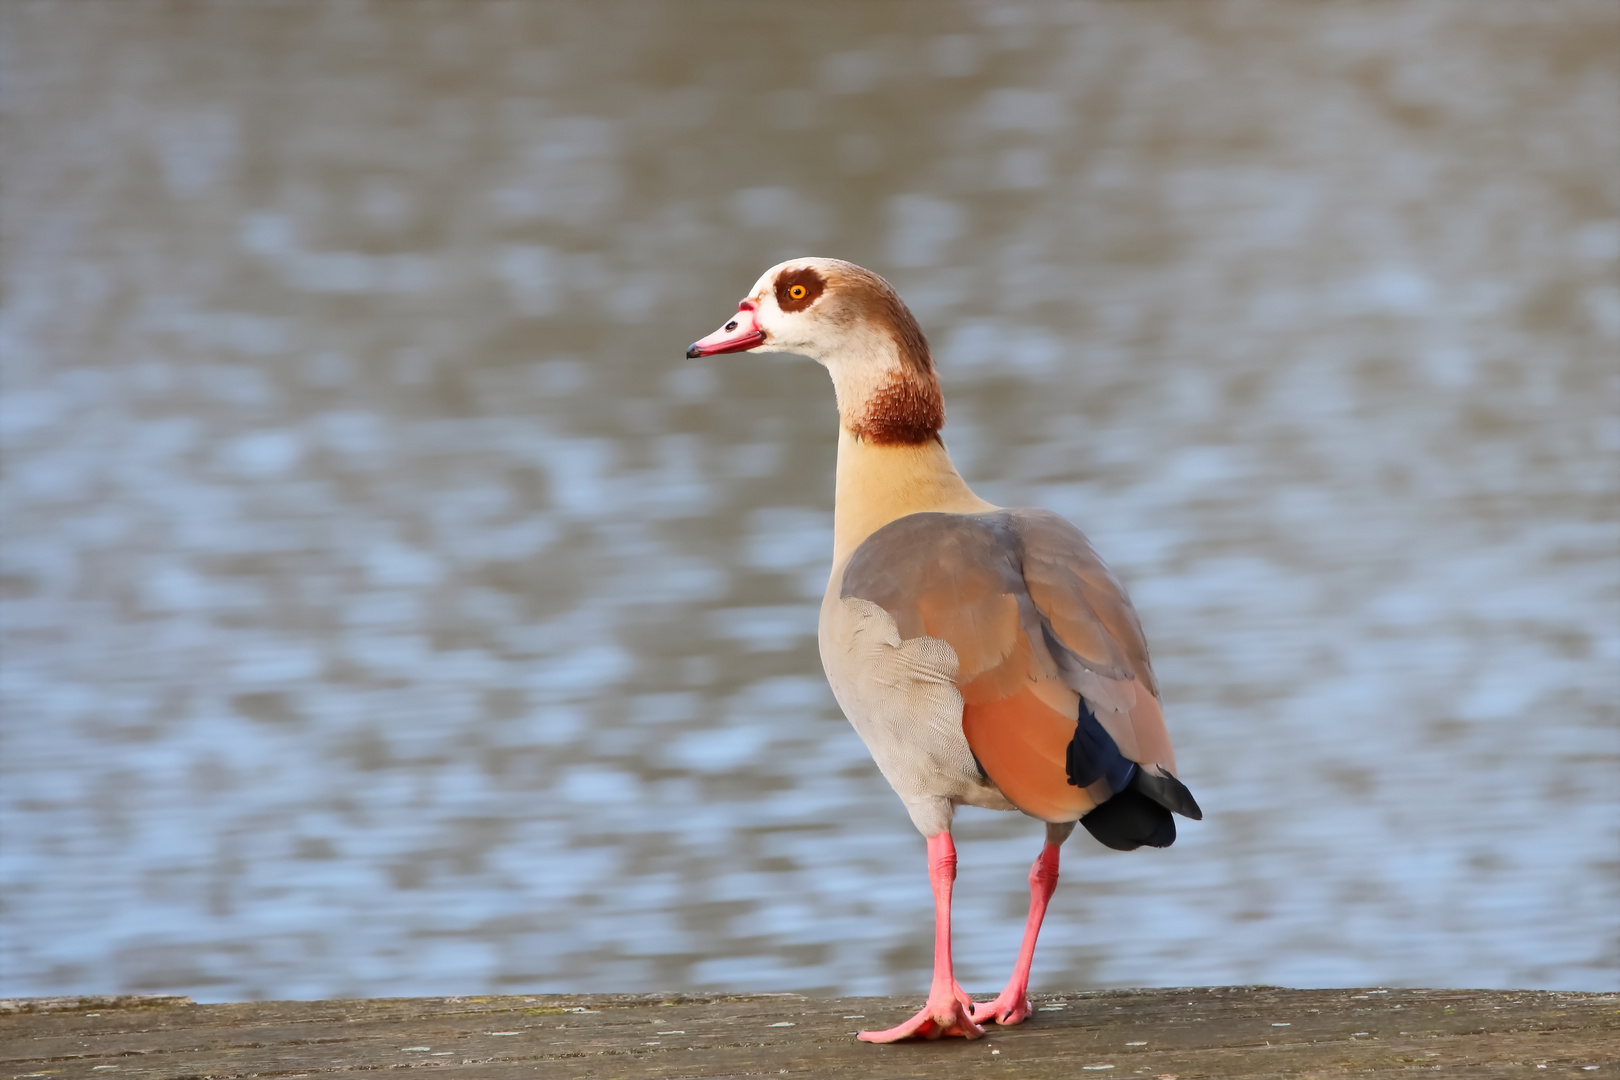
left=0, top=995, right=196, bottom=1016
left=2, top=986, right=1614, bottom=1078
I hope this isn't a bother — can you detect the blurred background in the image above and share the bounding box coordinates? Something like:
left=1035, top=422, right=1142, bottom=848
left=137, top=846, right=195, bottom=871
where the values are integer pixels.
left=2, top=1, right=1616, bottom=1002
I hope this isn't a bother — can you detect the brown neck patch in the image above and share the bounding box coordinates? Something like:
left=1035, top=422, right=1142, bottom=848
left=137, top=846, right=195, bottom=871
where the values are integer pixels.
left=784, top=259, right=946, bottom=443
left=856, top=368, right=945, bottom=445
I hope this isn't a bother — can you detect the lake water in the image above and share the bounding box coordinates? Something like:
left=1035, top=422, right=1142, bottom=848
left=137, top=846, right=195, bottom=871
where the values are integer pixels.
left=2, top=1, right=1616, bottom=1001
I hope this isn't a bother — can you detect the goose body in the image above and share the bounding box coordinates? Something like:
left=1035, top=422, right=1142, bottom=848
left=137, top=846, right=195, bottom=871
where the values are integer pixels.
left=687, top=258, right=1199, bottom=1042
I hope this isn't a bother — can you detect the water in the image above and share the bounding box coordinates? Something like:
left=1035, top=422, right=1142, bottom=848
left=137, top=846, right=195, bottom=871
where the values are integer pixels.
left=2, top=1, right=1616, bottom=1001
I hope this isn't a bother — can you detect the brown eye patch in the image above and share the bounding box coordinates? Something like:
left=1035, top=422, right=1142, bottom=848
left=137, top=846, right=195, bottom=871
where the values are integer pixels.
left=775, top=266, right=826, bottom=312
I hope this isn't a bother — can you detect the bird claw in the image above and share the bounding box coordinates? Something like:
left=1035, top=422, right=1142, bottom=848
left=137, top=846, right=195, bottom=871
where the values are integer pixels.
left=858, top=990, right=984, bottom=1043
left=970, top=990, right=1033, bottom=1027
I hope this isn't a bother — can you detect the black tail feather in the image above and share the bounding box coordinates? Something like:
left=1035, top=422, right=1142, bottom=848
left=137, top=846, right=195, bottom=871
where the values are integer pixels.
left=1080, top=784, right=1176, bottom=850
left=1067, top=694, right=1201, bottom=851
left=1133, top=766, right=1203, bottom=820
left=1080, top=763, right=1201, bottom=851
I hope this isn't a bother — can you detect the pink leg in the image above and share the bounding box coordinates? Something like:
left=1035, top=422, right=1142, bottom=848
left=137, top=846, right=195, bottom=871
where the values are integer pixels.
left=858, top=832, right=984, bottom=1043
left=971, top=840, right=1061, bottom=1026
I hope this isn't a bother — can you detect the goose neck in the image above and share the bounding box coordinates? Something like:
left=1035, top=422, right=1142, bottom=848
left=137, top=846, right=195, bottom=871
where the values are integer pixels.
left=830, top=425, right=995, bottom=565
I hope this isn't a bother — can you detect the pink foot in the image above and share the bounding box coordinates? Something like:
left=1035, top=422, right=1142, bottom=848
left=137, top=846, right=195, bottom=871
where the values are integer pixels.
left=970, top=989, right=1032, bottom=1027
left=858, top=833, right=984, bottom=1043
left=859, top=988, right=984, bottom=1043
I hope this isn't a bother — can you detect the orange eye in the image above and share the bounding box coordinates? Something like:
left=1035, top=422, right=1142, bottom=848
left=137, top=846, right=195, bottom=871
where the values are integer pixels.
left=788, top=284, right=807, bottom=300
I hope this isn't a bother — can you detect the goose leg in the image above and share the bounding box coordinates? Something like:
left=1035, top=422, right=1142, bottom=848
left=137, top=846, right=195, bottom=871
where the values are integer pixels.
left=858, top=832, right=984, bottom=1042
left=972, top=821, right=1073, bottom=1026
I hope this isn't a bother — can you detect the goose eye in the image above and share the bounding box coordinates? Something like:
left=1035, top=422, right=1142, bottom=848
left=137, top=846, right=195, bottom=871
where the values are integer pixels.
left=788, top=284, right=807, bottom=300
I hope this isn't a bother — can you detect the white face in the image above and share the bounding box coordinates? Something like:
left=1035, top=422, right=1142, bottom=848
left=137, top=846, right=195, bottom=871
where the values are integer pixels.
left=738, top=260, right=827, bottom=357
left=687, top=258, right=840, bottom=361
left=685, top=257, right=916, bottom=425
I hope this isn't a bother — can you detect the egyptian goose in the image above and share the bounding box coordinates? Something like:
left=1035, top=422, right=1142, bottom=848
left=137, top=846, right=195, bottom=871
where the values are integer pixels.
left=686, top=258, right=1200, bottom=1043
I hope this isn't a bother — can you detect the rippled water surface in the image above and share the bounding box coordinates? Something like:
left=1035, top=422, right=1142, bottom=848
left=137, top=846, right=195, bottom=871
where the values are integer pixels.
left=2, top=1, right=1617, bottom=1000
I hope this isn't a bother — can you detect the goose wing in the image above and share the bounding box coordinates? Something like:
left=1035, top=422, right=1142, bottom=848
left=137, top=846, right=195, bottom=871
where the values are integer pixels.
left=839, top=509, right=1188, bottom=826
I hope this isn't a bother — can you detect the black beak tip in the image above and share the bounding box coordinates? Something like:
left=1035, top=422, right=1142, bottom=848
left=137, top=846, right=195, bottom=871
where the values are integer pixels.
left=685, top=344, right=702, bottom=359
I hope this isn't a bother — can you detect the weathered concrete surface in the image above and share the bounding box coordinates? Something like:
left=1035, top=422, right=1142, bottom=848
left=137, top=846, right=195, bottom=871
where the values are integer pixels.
left=2, top=988, right=1615, bottom=1079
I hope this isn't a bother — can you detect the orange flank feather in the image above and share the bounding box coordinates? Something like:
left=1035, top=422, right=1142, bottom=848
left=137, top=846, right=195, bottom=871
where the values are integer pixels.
left=963, top=688, right=1098, bottom=823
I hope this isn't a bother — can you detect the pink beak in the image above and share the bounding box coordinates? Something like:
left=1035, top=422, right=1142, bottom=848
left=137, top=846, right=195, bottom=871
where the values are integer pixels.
left=686, top=301, right=766, bottom=357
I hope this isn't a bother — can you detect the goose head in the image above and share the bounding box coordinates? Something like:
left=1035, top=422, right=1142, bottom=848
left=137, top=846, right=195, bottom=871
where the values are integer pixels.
left=686, top=257, right=944, bottom=444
